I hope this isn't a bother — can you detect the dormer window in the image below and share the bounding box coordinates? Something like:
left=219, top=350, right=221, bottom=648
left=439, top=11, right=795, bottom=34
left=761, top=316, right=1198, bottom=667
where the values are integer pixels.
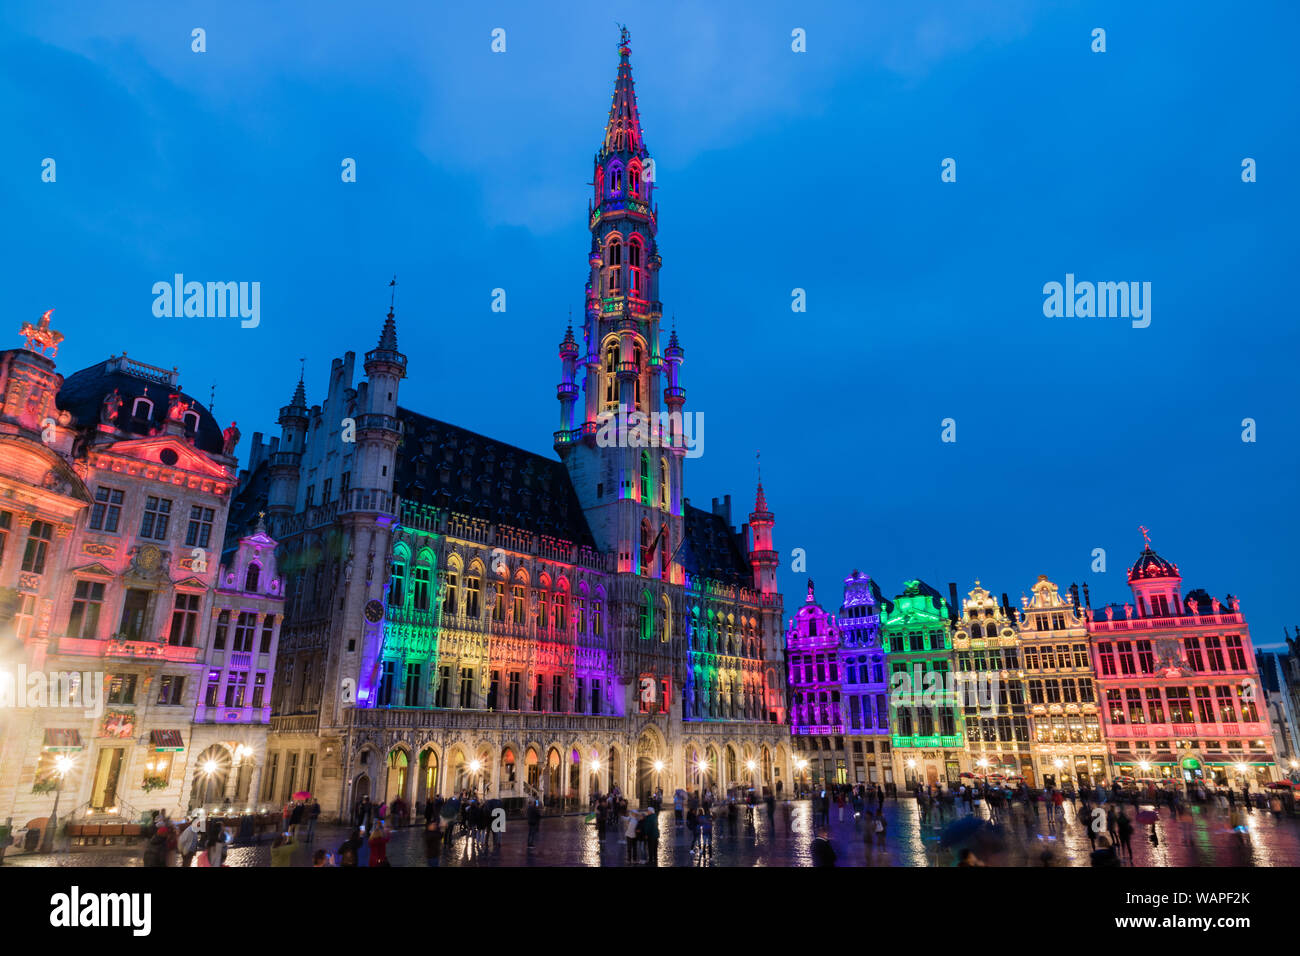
left=245, top=562, right=261, bottom=593
left=132, top=397, right=154, bottom=419
left=183, top=410, right=200, bottom=432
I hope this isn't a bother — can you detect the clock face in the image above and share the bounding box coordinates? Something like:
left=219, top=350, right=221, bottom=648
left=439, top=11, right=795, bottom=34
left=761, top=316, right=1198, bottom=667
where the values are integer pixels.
left=364, top=599, right=384, bottom=623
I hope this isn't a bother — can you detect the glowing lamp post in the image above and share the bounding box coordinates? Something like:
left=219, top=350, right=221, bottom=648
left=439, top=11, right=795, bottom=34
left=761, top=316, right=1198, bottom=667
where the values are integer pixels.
left=469, top=758, right=482, bottom=797
left=202, top=759, right=219, bottom=808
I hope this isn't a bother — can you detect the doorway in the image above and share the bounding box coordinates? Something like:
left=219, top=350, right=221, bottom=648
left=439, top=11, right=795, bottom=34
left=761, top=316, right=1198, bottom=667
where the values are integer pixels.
left=91, top=747, right=123, bottom=809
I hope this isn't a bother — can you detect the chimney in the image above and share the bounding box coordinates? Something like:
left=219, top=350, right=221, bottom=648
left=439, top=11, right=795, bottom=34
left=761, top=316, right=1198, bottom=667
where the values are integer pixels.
left=1001, top=592, right=1012, bottom=617
left=947, top=582, right=959, bottom=616
left=1082, top=582, right=1091, bottom=608
left=1069, top=583, right=1081, bottom=607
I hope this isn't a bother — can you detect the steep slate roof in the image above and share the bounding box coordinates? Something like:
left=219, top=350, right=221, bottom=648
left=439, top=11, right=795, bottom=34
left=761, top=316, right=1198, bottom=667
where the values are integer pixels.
left=680, top=503, right=754, bottom=587
left=394, top=407, right=596, bottom=549
left=58, top=359, right=225, bottom=455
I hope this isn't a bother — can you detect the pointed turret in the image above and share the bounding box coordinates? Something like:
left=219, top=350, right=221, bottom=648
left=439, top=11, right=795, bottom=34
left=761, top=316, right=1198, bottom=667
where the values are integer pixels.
left=554, top=322, right=581, bottom=449
left=602, top=26, right=647, bottom=160
left=749, top=477, right=777, bottom=595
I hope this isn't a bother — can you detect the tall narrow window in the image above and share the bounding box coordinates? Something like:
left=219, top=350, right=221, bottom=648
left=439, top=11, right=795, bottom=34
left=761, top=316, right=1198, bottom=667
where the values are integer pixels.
left=412, top=566, right=430, bottom=611
left=118, top=588, right=150, bottom=641
left=68, top=581, right=105, bottom=639
left=244, top=563, right=261, bottom=593
left=22, top=520, right=54, bottom=574
left=139, top=497, right=172, bottom=540
left=90, top=488, right=124, bottom=533
left=640, top=453, right=651, bottom=503
left=233, top=612, right=256, bottom=652
left=465, top=575, right=481, bottom=618
left=389, top=561, right=406, bottom=607
left=607, top=240, right=622, bottom=295
left=260, top=615, right=275, bottom=653
left=659, top=457, right=669, bottom=508
left=168, top=592, right=201, bottom=646
left=603, top=344, right=618, bottom=407
left=213, top=610, right=229, bottom=649
left=185, top=506, right=214, bottom=548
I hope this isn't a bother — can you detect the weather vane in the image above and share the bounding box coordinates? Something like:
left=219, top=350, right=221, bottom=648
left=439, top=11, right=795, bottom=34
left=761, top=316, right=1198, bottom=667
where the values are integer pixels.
left=1139, top=525, right=1151, bottom=548
left=388, top=275, right=397, bottom=315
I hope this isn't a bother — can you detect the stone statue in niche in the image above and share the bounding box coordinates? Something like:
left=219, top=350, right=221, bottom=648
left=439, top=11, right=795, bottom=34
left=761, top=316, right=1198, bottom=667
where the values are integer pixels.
left=100, top=389, right=123, bottom=425
left=167, top=392, right=189, bottom=422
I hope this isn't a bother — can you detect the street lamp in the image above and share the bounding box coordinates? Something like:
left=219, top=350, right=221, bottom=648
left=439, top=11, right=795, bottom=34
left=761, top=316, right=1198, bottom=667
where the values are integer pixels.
left=469, top=758, right=482, bottom=797
left=1053, top=758, right=1065, bottom=789
left=202, top=759, right=218, bottom=808
left=39, top=754, right=74, bottom=853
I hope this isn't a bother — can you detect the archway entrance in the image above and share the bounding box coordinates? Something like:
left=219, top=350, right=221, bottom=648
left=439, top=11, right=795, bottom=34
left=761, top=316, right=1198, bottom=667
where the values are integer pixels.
left=635, top=731, right=664, bottom=806
left=385, top=749, right=408, bottom=806
left=416, top=749, right=438, bottom=807
left=189, top=745, right=231, bottom=810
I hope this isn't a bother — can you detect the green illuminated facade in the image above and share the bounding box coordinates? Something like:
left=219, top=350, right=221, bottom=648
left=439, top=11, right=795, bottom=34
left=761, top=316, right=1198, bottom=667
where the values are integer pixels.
left=883, top=580, right=966, bottom=787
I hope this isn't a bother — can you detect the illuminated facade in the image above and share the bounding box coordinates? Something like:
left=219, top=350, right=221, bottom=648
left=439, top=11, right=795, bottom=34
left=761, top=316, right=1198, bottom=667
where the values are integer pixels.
left=247, top=31, right=790, bottom=820
left=0, top=324, right=281, bottom=828
left=1088, top=540, right=1275, bottom=788
left=953, top=582, right=1032, bottom=783
left=785, top=571, right=892, bottom=790
left=1018, top=576, right=1104, bottom=788
left=884, top=580, right=965, bottom=787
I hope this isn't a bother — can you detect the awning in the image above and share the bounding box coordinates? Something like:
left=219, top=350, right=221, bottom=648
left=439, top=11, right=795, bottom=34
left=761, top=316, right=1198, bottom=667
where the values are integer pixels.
left=43, top=729, right=83, bottom=751
left=150, top=730, right=185, bottom=752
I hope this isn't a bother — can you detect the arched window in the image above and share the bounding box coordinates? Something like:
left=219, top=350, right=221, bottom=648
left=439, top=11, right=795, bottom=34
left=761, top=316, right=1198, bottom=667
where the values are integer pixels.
left=628, top=162, right=641, bottom=198
left=640, top=452, right=651, bottom=503
left=603, top=343, right=618, bottom=407
left=183, top=410, right=201, bottom=432
left=132, top=397, right=154, bottom=419
left=608, top=163, right=623, bottom=197
left=660, top=524, right=670, bottom=578
left=638, top=591, right=653, bottom=640
left=633, top=344, right=643, bottom=408
left=970, top=623, right=982, bottom=639
left=659, top=456, right=669, bottom=508
left=628, top=237, right=644, bottom=297
left=244, top=563, right=261, bottom=593
left=389, top=559, right=406, bottom=608
left=607, top=239, right=622, bottom=295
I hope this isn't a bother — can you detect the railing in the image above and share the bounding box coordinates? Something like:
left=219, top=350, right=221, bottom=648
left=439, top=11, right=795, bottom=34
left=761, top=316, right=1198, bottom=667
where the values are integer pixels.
left=55, top=636, right=201, bottom=663
left=346, top=708, right=625, bottom=733
left=269, top=714, right=320, bottom=735
left=1090, top=612, right=1244, bottom=632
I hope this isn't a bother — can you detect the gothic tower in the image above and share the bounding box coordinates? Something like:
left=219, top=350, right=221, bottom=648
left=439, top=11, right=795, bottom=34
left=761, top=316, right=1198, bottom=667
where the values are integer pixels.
left=556, top=28, right=683, bottom=587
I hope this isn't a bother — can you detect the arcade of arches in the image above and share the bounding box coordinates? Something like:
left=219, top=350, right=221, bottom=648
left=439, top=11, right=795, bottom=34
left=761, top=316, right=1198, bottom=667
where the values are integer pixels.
left=343, top=731, right=793, bottom=813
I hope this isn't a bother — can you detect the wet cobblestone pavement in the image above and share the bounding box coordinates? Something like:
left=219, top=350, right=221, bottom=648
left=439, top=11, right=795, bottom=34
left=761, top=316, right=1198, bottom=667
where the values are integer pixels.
left=6, top=798, right=1298, bottom=867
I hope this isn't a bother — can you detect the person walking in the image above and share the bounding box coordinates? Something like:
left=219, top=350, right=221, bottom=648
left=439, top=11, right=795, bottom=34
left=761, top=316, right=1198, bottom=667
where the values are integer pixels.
left=698, top=807, right=713, bottom=862
left=526, top=799, right=542, bottom=849
left=624, top=808, right=640, bottom=863
left=1116, top=809, right=1134, bottom=861
left=643, top=806, right=660, bottom=866
left=177, top=819, right=198, bottom=868
left=306, top=800, right=321, bottom=843
left=368, top=822, right=391, bottom=866
left=424, top=820, right=443, bottom=867
left=812, top=827, right=836, bottom=867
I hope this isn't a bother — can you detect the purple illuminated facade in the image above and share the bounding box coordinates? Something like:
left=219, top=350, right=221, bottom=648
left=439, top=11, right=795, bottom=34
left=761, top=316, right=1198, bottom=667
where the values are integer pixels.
left=786, top=572, right=893, bottom=789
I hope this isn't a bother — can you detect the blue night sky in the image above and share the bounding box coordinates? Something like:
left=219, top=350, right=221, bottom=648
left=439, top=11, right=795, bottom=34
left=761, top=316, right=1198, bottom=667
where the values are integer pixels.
left=2, top=2, right=1296, bottom=645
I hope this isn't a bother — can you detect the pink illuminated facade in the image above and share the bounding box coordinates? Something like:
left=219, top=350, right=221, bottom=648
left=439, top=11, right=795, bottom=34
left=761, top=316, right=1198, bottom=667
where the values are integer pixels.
left=1088, top=540, right=1275, bottom=788
left=0, top=319, right=281, bottom=830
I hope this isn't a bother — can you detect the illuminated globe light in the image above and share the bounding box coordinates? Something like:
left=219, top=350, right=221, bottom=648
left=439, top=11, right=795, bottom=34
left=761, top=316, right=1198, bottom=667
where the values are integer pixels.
left=469, top=759, right=481, bottom=773
left=906, top=759, right=916, bottom=769
left=592, top=760, right=601, bottom=772
left=977, top=758, right=989, bottom=770
left=653, top=760, right=664, bottom=773
left=746, top=760, right=756, bottom=772
left=1137, top=761, right=1151, bottom=773
left=1235, top=763, right=1248, bottom=774
left=203, top=760, right=218, bottom=775
left=54, top=755, right=73, bottom=775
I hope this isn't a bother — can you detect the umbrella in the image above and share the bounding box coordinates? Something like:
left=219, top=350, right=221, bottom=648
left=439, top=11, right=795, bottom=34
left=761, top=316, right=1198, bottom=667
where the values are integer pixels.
left=1136, top=806, right=1158, bottom=824
left=939, top=815, right=986, bottom=848
left=292, top=791, right=312, bottom=801
left=583, top=812, right=597, bottom=825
